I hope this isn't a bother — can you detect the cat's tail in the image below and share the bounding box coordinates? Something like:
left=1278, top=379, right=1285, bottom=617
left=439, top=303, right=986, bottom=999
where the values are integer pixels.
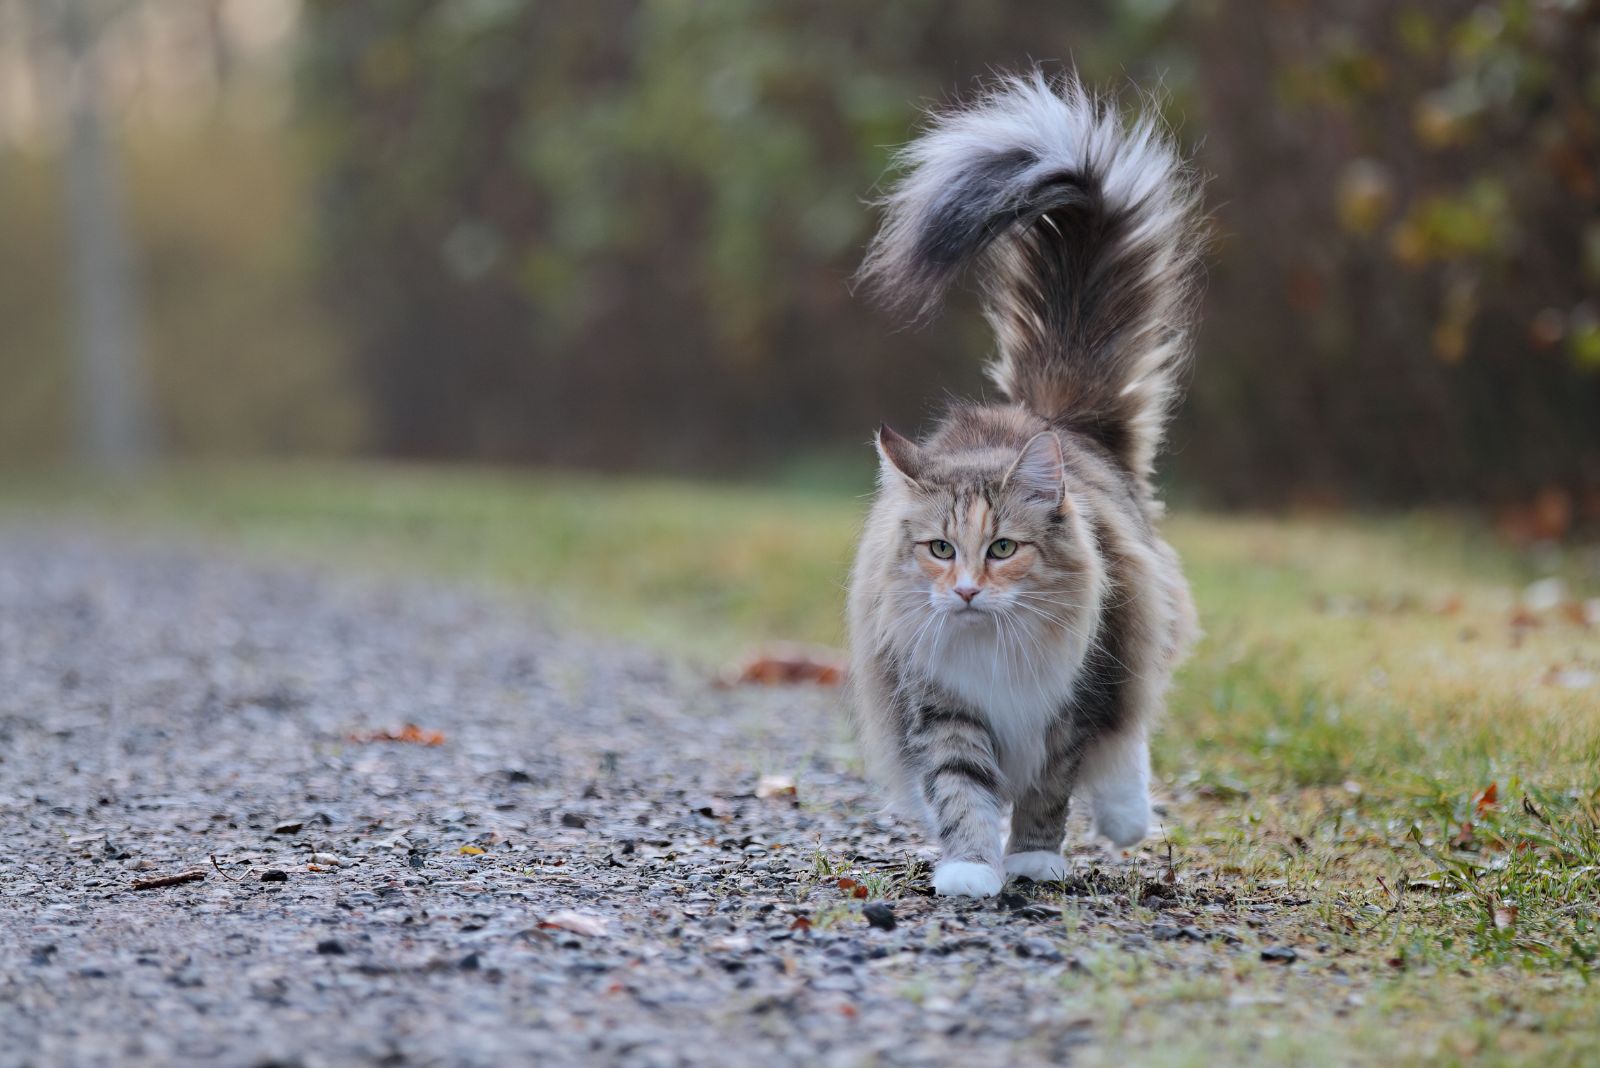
left=857, top=70, right=1205, bottom=483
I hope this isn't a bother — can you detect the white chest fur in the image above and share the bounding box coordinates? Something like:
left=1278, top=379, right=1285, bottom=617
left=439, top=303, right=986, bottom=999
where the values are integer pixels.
left=912, top=620, right=1088, bottom=794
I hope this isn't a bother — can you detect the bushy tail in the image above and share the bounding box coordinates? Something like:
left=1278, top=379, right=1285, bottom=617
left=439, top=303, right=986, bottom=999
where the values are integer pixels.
left=858, top=71, right=1205, bottom=482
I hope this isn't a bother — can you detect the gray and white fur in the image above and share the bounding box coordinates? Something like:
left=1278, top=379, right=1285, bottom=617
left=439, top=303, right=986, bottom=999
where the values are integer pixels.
left=847, top=71, right=1203, bottom=897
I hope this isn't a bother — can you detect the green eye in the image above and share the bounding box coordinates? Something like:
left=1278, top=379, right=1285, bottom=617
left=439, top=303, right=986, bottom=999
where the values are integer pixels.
left=927, top=540, right=956, bottom=560
left=987, top=538, right=1018, bottom=559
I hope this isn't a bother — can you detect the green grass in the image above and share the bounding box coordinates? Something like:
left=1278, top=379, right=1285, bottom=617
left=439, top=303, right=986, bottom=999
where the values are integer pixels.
left=4, top=460, right=1599, bottom=1064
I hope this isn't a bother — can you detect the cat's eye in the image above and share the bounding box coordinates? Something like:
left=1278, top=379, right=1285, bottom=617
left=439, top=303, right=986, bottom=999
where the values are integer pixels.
left=927, top=540, right=956, bottom=560
left=987, top=538, right=1018, bottom=559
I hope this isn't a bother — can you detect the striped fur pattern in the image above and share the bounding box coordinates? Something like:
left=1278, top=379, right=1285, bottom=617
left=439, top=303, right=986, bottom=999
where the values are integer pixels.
left=847, top=72, right=1203, bottom=897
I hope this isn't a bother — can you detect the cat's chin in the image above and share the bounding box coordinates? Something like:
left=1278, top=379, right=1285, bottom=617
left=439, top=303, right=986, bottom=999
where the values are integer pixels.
left=945, top=606, right=993, bottom=626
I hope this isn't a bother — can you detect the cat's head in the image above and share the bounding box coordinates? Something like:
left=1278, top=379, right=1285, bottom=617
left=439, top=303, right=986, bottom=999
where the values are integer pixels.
left=871, top=423, right=1099, bottom=642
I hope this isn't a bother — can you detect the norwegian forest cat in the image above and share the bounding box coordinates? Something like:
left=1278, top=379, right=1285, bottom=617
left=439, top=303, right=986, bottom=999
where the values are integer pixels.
left=848, top=71, right=1205, bottom=897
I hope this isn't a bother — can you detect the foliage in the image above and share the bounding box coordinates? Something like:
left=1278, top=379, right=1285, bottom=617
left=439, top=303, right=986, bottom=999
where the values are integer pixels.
left=1177, top=0, right=1600, bottom=508
left=296, top=0, right=1600, bottom=508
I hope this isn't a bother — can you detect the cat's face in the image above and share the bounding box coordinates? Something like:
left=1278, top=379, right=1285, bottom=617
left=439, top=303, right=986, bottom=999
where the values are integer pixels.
left=874, top=426, right=1094, bottom=638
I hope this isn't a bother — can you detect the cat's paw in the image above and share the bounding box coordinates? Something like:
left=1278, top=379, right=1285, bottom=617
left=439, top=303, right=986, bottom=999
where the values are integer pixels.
left=1004, top=850, right=1068, bottom=882
left=931, top=860, right=1002, bottom=898
left=1091, top=792, right=1152, bottom=850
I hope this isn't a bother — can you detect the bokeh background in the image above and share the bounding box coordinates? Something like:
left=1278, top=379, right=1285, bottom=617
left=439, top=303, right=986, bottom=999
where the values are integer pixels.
left=4, top=0, right=1599, bottom=519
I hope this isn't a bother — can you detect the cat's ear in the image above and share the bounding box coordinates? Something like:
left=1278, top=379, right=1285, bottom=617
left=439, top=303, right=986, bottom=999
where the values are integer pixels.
left=1004, top=431, right=1067, bottom=505
left=875, top=424, right=924, bottom=489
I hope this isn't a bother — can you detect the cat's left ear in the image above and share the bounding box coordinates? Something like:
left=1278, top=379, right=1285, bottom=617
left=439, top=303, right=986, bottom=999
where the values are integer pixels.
left=1004, top=431, right=1067, bottom=506
left=875, top=424, right=924, bottom=489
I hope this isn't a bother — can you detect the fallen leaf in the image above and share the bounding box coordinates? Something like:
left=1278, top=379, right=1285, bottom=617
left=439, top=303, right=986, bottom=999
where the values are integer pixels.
left=836, top=877, right=858, bottom=891
left=1474, top=782, right=1498, bottom=814
left=538, top=911, right=607, bottom=937
left=725, top=646, right=846, bottom=687
left=1494, top=903, right=1518, bottom=932
left=755, top=775, right=797, bottom=800
left=348, top=723, right=446, bottom=746
left=789, top=916, right=811, bottom=932
left=459, top=845, right=486, bottom=856
left=852, top=885, right=868, bottom=899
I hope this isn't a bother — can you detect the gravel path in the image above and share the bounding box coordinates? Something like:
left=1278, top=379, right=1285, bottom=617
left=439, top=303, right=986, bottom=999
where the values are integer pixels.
left=0, top=530, right=1235, bottom=1068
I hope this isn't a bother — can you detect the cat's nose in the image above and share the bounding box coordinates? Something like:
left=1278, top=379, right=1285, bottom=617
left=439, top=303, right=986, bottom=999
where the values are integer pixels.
left=954, top=585, right=980, bottom=604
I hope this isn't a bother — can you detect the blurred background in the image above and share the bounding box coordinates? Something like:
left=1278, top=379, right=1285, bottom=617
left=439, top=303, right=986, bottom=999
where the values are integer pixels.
left=3, top=0, right=1599, bottom=521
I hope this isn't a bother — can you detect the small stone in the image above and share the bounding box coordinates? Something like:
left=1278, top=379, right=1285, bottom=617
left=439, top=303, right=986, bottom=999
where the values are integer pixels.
left=459, top=952, right=481, bottom=971
left=863, top=903, right=896, bottom=931
left=315, top=939, right=346, bottom=956
left=309, top=853, right=342, bottom=867
left=560, top=813, right=587, bottom=829
left=272, top=822, right=304, bottom=836
left=1261, top=945, right=1298, bottom=964
left=260, top=870, right=288, bottom=883
left=1016, top=938, right=1065, bottom=962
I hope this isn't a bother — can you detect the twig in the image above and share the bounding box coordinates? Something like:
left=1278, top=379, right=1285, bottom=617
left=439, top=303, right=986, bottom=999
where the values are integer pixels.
left=210, top=853, right=245, bottom=883
left=131, top=869, right=205, bottom=891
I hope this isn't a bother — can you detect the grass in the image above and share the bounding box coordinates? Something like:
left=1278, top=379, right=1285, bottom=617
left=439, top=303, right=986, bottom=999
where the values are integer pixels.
left=4, top=460, right=1599, bottom=1064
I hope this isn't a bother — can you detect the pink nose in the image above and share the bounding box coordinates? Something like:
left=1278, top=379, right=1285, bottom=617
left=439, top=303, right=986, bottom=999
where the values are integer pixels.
left=954, top=585, right=980, bottom=604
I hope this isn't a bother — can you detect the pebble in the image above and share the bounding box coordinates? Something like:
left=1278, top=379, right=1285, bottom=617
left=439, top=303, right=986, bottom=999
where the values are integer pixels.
left=0, top=533, right=1304, bottom=1068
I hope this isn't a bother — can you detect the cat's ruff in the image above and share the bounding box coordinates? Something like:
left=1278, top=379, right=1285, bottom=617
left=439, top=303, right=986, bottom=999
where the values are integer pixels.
left=847, top=70, right=1203, bottom=899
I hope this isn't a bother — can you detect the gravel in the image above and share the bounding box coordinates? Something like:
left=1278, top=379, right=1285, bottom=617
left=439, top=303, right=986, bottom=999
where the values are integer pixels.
left=0, top=529, right=1213, bottom=1068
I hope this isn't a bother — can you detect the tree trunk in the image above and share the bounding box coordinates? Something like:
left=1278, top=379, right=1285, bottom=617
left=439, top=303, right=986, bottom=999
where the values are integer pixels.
left=59, top=0, right=155, bottom=467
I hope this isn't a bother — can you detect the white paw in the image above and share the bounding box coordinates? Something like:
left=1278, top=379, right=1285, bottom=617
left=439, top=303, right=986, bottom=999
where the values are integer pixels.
left=1092, top=793, right=1152, bottom=850
left=931, top=861, right=1002, bottom=898
left=1004, top=850, right=1068, bottom=882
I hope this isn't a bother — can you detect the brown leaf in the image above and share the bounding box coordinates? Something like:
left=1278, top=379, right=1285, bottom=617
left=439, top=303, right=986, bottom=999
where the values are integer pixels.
left=727, top=647, right=847, bottom=687
left=852, top=885, right=868, bottom=900
left=348, top=723, right=446, bottom=746
left=1474, top=782, right=1498, bottom=813
left=836, top=877, right=858, bottom=891
left=1493, top=903, right=1518, bottom=933
left=789, top=916, right=811, bottom=932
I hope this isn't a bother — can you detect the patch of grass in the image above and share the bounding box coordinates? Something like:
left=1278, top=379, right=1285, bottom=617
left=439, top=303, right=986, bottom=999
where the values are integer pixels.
left=4, top=461, right=1599, bottom=1063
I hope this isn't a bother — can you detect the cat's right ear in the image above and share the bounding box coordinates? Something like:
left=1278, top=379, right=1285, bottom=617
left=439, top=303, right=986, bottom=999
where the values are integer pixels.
left=875, top=424, right=924, bottom=489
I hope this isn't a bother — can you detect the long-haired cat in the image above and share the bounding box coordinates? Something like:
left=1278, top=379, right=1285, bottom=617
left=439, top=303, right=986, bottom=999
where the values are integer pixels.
left=848, top=71, right=1204, bottom=897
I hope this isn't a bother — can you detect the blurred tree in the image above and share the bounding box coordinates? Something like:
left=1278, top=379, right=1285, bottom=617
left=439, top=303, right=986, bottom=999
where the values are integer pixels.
left=299, top=0, right=1600, bottom=511
left=53, top=0, right=156, bottom=467
left=1174, top=0, right=1600, bottom=510
left=299, top=0, right=1144, bottom=468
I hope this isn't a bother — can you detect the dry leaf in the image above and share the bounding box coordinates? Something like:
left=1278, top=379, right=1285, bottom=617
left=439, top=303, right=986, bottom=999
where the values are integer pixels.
left=836, top=877, right=858, bottom=891
left=1474, top=782, right=1498, bottom=813
left=348, top=723, right=446, bottom=746
left=1493, top=903, right=1518, bottom=932
left=789, top=916, right=811, bottom=932
left=725, top=646, right=846, bottom=687
left=459, top=845, right=486, bottom=856
left=538, top=911, right=607, bottom=937
left=755, top=775, right=797, bottom=800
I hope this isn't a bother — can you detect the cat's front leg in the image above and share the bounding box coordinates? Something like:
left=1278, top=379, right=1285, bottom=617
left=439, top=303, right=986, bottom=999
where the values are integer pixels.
left=912, top=705, right=1005, bottom=897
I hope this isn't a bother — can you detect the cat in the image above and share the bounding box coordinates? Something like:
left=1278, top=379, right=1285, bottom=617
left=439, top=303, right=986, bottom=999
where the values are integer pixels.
left=847, top=70, right=1205, bottom=898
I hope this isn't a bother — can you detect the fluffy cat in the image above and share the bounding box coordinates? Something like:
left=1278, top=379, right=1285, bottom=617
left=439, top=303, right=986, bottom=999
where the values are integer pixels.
left=847, top=71, right=1204, bottom=898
